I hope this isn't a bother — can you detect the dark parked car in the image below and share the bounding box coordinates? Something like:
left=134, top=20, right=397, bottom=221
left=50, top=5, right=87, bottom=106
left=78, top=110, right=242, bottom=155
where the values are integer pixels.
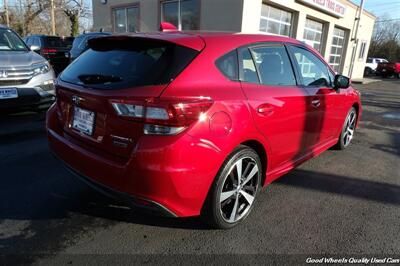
left=69, top=32, right=110, bottom=62
left=24, top=35, right=73, bottom=74
left=376, top=61, right=400, bottom=78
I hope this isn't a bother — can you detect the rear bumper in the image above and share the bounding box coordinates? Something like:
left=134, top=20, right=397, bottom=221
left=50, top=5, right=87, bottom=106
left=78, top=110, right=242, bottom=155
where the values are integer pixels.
left=54, top=152, right=177, bottom=217
left=46, top=105, right=225, bottom=217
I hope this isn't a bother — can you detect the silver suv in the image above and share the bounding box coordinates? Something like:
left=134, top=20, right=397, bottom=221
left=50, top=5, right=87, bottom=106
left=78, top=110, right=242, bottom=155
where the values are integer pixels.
left=0, top=25, right=55, bottom=111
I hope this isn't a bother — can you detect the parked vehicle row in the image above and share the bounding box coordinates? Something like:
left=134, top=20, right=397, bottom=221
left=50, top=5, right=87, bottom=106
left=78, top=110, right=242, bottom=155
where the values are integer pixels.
left=46, top=30, right=361, bottom=229
left=364, top=57, right=388, bottom=76
left=23, top=35, right=73, bottom=75
left=376, top=61, right=400, bottom=78
left=0, top=26, right=112, bottom=111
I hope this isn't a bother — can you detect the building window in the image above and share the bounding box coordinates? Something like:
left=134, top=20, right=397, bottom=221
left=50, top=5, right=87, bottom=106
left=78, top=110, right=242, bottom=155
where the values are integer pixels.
left=259, top=4, right=293, bottom=37
left=358, top=41, right=367, bottom=59
left=113, top=5, right=140, bottom=33
left=303, top=18, right=324, bottom=53
left=329, top=27, right=346, bottom=72
left=160, top=0, right=200, bottom=30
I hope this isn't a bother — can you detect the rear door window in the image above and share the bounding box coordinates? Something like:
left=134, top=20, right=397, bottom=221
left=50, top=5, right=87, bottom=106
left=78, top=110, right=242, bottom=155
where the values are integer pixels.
left=240, top=48, right=259, bottom=83
left=250, top=45, right=296, bottom=86
left=60, top=38, right=199, bottom=90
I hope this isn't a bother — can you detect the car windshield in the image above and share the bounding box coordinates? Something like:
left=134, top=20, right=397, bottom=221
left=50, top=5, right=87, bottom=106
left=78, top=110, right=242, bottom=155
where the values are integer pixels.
left=60, top=38, right=199, bottom=90
left=0, top=28, right=28, bottom=51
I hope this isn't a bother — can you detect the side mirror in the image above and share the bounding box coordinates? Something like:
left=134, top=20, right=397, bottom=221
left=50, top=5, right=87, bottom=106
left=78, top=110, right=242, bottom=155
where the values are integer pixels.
left=334, top=74, right=350, bottom=89
left=30, top=45, right=40, bottom=52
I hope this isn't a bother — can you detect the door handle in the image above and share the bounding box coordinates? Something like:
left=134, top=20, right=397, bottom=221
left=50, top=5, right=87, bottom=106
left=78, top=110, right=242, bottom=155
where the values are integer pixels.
left=257, top=104, right=274, bottom=115
left=311, top=99, right=321, bottom=108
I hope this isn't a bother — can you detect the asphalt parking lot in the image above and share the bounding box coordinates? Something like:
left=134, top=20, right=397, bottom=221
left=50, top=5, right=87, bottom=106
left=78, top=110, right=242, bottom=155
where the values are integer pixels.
left=0, top=79, right=399, bottom=265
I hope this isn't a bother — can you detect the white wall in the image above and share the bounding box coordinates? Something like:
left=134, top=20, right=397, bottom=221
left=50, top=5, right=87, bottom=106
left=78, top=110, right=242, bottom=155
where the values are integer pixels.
left=241, top=0, right=376, bottom=79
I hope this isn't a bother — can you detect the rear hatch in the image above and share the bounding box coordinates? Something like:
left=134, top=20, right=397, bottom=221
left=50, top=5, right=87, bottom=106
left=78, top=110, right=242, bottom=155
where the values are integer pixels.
left=56, top=34, right=204, bottom=160
left=42, top=36, right=72, bottom=65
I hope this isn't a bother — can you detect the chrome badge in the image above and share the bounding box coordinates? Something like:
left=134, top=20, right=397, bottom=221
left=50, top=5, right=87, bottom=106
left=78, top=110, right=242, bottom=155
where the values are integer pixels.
left=72, top=95, right=83, bottom=105
left=0, top=70, right=8, bottom=78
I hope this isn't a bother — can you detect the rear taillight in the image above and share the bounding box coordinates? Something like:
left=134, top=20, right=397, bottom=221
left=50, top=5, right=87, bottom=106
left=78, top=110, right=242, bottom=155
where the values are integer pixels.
left=42, top=48, right=57, bottom=54
left=110, top=97, right=213, bottom=135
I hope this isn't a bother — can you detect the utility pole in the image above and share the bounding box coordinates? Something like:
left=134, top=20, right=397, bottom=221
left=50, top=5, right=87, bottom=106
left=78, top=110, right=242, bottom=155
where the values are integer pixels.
left=50, top=0, right=56, bottom=35
left=348, top=0, right=365, bottom=79
left=4, top=0, right=9, bottom=26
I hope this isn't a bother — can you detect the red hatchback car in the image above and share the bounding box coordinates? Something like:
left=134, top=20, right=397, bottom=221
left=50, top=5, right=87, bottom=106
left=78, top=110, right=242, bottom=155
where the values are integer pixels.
left=47, top=32, right=361, bottom=229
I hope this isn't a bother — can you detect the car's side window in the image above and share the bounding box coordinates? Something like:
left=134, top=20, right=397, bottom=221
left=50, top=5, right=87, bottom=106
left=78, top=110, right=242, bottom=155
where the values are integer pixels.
left=33, top=37, right=40, bottom=47
left=216, top=50, right=239, bottom=81
left=250, top=45, right=296, bottom=86
left=290, top=46, right=331, bottom=87
left=240, top=48, right=259, bottom=83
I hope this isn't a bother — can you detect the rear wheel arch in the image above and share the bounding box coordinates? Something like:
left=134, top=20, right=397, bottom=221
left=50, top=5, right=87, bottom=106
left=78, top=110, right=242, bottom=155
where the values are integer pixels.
left=352, top=102, right=360, bottom=126
left=240, top=140, right=268, bottom=186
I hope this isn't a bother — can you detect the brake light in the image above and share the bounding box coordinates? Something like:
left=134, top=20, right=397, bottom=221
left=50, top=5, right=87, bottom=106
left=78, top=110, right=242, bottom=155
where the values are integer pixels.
left=42, top=48, right=57, bottom=54
left=110, top=97, right=213, bottom=135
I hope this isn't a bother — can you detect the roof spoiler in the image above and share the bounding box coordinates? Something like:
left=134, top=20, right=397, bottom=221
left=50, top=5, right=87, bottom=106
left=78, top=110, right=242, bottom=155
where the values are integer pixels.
left=160, top=22, right=179, bottom=32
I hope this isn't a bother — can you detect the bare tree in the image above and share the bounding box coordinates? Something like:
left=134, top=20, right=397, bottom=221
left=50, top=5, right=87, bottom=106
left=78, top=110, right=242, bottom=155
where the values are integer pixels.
left=58, top=0, right=89, bottom=36
left=24, top=0, right=51, bottom=35
left=369, top=14, right=400, bottom=62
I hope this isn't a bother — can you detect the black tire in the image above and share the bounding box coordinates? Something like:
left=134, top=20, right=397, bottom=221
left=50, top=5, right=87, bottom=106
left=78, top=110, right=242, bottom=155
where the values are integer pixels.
left=201, top=145, right=262, bottom=229
left=364, top=67, right=372, bottom=76
left=334, top=107, right=357, bottom=150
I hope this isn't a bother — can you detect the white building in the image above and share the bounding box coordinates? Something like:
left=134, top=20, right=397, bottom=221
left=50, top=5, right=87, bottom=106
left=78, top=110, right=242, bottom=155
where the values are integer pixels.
left=92, top=0, right=376, bottom=79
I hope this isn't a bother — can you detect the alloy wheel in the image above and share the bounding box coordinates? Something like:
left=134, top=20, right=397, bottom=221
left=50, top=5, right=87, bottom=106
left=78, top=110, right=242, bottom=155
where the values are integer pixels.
left=219, top=156, right=259, bottom=223
left=343, top=110, right=356, bottom=147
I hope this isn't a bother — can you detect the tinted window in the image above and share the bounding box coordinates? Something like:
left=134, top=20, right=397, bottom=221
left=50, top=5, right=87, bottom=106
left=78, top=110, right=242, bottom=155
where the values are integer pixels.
left=44, top=37, right=71, bottom=48
left=73, top=35, right=85, bottom=48
left=33, top=37, right=40, bottom=47
left=216, top=50, right=239, bottom=81
left=25, top=37, right=32, bottom=46
left=78, top=36, right=89, bottom=49
left=366, top=58, right=372, bottom=63
left=240, top=48, right=259, bottom=83
left=291, top=46, right=331, bottom=87
left=60, top=39, right=199, bottom=90
left=0, top=28, right=27, bottom=51
left=250, top=46, right=296, bottom=86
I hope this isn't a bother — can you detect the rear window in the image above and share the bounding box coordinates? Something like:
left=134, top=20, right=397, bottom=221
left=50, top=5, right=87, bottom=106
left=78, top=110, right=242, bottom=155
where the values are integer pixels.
left=60, top=38, right=199, bottom=90
left=44, top=37, right=73, bottom=49
left=72, top=36, right=85, bottom=48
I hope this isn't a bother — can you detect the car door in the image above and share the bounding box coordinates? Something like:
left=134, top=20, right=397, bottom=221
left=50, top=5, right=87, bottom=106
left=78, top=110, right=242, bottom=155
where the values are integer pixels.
left=288, top=45, right=339, bottom=149
left=239, top=43, right=309, bottom=171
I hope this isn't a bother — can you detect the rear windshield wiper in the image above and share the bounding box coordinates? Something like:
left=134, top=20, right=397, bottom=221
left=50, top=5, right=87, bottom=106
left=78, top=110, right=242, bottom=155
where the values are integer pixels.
left=78, top=74, right=123, bottom=84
